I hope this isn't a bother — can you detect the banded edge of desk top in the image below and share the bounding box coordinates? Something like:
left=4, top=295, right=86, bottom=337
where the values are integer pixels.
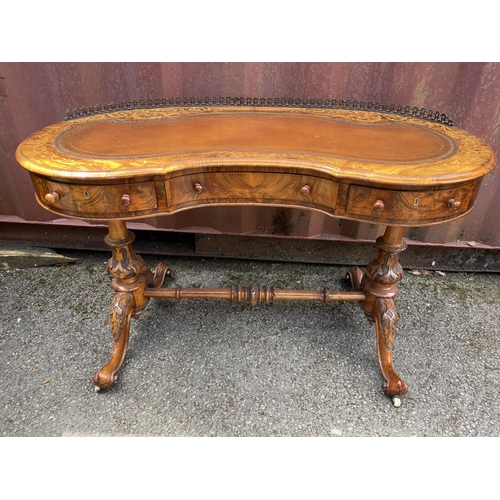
left=16, top=106, right=497, bottom=226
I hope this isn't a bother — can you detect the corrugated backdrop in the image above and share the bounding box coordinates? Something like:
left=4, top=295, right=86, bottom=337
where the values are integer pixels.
left=1, top=62, right=499, bottom=256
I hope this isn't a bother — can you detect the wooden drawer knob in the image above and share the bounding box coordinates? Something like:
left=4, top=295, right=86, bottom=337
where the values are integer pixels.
left=193, top=182, right=204, bottom=194
left=45, top=191, right=60, bottom=204
left=300, top=185, right=311, bottom=196
left=448, top=198, right=461, bottom=210
left=121, top=194, right=131, bottom=207
left=373, top=199, right=385, bottom=212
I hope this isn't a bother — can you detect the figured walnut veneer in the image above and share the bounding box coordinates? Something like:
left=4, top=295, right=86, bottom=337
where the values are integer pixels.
left=16, top=104, right=497, bottom=404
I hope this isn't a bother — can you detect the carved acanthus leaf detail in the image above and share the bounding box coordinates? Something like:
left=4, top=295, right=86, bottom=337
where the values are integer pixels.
left=110, top=293, right=134, bottom=343
left=374, top=298, right=398, bottom=352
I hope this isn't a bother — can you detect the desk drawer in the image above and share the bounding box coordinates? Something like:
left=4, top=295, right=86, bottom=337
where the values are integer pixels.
left=33, top=177, right=158, bottom=218
left=346, top=184, right=475, bottom=223
left=166, top=172, right=338, bottom=211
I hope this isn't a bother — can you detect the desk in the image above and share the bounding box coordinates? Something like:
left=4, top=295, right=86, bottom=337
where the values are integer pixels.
left=16, top=99, right=497, bottom=405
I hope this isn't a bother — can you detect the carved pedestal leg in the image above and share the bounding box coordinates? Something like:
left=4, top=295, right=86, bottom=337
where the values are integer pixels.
left=347, top=226, right=408, bottom=405
left=372, top=296, right=407, bottom=405
left=94, top=291, right=136, bottom=389
left=93, top=220, right=167, bottom=390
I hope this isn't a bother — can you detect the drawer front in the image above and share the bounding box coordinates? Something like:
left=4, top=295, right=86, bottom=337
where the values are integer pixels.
left=346, top=184, right=476, bottom=223
left=166, top=172, right=338, bottom=211
left=33, top=177, right=157, bottom=218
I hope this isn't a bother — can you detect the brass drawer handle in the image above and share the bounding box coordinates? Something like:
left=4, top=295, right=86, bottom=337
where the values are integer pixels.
left=373, top=199, right=385, bottom=212
left=448, top=198, right=461, bottom=210
left=45, top=191, right=60, bottom=204
left=193, top=182, right=204, bottom=194
left=121, top=194, right=131, bottom=207
left=300, top=185, right=311, bottom=196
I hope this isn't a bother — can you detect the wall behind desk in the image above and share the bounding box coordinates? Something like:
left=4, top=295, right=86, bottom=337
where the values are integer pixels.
left=1, top=62, right=499, bottom=252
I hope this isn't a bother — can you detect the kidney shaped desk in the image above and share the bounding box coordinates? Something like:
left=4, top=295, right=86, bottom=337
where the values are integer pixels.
left=16, top=100, right=497, bottom=406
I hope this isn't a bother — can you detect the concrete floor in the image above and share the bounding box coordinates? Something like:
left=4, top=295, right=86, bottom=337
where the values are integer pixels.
left=1, top=247, right=499, bottom=437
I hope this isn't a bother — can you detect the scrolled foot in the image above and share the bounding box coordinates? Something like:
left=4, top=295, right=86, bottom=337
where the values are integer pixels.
left=153, top=262, right=171, bottom=287
left=142, top=261, right=172, bottom=288
left=382, top=373, right=408, bottom=397
left=345, top=267, right=364, bottom=291
left=93, top=366, right=120, bottom=390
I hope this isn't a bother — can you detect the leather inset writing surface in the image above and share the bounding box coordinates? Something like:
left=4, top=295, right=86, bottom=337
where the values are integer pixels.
left=54, top=112, right=457, bottom=164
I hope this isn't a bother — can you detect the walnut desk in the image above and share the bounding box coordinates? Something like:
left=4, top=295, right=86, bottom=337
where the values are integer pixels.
left=16, top=100, right=497, bottom=406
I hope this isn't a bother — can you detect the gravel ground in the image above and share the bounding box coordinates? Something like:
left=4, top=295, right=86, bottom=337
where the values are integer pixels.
left=1, top=249, right=499, bottom=438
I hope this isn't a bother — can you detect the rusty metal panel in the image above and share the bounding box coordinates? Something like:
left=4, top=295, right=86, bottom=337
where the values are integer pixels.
left=1, top=62, right=499, bottom=251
